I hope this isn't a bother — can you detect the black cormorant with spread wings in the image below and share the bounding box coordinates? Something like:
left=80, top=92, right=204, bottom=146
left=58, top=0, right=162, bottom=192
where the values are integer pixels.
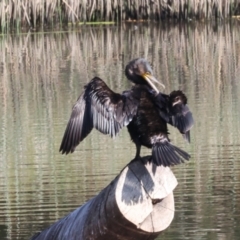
left=59, top=58, right=193, bottom=167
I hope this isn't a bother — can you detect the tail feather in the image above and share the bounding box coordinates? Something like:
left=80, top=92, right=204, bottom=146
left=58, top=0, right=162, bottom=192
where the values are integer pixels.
left=172, top=144, right=190, bottom=160
left=160, top=145, right=174, bottom=166
left=152, top=141, right=190, bottom=167
left=163, top=144, right=180, bottom=165
left=158, top=147, right=168, bottom=166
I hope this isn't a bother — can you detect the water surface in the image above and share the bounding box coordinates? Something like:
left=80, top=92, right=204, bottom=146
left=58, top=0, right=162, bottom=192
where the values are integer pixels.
left=0, top=22, right=240, bottom=239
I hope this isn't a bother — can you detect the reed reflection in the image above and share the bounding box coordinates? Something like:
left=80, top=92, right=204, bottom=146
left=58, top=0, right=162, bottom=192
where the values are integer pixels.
left=0, top=23, right=240, bottom=239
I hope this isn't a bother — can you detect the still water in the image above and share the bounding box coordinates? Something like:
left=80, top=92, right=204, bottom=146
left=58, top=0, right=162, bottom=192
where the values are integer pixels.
left=0, top=22, right=240, bottom=240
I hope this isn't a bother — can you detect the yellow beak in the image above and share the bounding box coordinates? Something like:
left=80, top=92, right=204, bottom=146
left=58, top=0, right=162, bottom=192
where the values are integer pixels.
left=142, top=73, right=165, bottom=94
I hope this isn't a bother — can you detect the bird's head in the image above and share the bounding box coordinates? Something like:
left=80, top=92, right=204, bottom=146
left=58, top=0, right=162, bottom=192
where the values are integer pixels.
left=125, top=58, right=165, bottom=93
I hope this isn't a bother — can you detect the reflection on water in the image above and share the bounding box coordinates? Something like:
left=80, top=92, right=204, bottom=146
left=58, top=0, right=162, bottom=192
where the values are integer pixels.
left=0, top=23, right=240, bottom=240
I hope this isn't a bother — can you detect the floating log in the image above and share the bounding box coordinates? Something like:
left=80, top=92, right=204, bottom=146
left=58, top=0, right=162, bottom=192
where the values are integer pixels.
left=31, top=156, right=178, bottom=240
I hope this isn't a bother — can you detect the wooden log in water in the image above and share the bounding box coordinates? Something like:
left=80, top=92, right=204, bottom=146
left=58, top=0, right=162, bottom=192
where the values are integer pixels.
left=30, top=156, right=178, bottom=240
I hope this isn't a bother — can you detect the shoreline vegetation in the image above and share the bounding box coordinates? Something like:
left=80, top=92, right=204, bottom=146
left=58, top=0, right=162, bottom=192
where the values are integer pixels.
left=0, top=0, right=240, bottom=32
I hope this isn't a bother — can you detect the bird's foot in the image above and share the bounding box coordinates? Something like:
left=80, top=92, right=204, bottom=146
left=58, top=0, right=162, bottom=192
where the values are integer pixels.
left=119, top=155, right=151, bottom=175
left=129, top=155, right=149, bottom=166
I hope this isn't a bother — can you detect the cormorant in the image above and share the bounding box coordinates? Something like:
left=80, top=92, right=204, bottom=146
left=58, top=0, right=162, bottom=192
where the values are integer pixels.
left=59, top=58, right=193, bottom=167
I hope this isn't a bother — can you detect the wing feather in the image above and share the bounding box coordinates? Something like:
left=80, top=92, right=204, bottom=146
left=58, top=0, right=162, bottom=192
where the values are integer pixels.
left=59, top=77, right=139, bottom=154
left=153, top=90, right=194, bottom=143
left=169, top=102, right=194, bottom=142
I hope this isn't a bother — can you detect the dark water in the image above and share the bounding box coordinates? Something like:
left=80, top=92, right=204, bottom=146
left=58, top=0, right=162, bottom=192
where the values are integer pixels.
left=0, top=22, right=240, bottom=240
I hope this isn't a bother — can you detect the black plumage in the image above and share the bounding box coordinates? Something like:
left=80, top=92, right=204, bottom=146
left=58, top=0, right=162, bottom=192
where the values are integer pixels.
left=154, top=90, right=194, bottom=143
left=59, top=58, right=193, bottom=167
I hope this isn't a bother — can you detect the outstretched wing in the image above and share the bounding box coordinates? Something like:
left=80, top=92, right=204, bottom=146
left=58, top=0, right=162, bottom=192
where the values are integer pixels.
left=169, top=103, right=194, bottom=142
left=153, top=90, right=194, bottom=143
left=59, top=77, right=138, bottom=154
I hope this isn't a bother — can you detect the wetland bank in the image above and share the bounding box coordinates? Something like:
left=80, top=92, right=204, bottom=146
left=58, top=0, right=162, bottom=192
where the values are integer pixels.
left=0, top=0, right=240, bottom=32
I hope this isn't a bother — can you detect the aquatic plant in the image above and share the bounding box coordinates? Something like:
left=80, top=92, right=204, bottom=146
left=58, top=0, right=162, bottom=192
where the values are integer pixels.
left=0, top=0, right=239, bottom=31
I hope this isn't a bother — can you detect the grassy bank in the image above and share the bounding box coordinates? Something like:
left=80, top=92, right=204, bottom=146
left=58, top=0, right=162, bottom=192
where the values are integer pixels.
left=0, top=0, right=240, bottom=32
